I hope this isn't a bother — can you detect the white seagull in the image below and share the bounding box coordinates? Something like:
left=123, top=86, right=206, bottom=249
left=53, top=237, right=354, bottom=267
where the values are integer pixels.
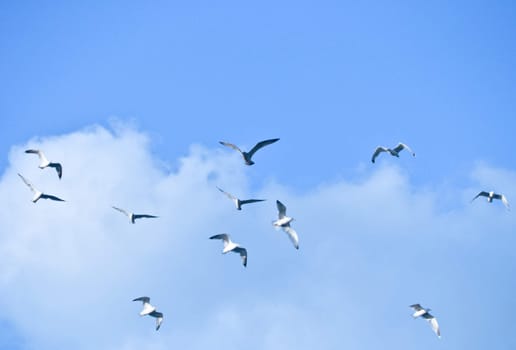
left=133, top=296, right=163, bottom=330
left=471, top=191, right=510, bottom=210
left=210, top=233, right=248, bottom=267
left=219, top=138, right=280, bottom=165
left=409, top=304, right=440, bottom=338
left=18, top=173, right=65, bottom=203
left=25, top=149, right=63, bottom=179
left=371, top=143, right=415, bottom=163
left=216, top=187, right=266, bottom=210
left=112, top=206, right=158, bottom=224
left=272, top=200, right=299, bottom=249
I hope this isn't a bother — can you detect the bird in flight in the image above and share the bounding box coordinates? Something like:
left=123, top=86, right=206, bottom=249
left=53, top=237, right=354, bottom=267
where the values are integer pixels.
left=409, top=304, right=441, bottom=338
left=371, top=143, right=415, bottom=163
left=272, top=200, right=299, bottom=249
left=471, top=191, right=510, bottom=210
left=216, top=187, right=266, bottom=210
left=133, top=296, right=163, bottom=330
left=18, top=173, right=65, bottom=203
left=112, top=206, right=158, bottom=224
left=25, top=149, right=63, bottom=179
left=219, top=138, right=279, bottom=165
left=210, top=233, right=248, bottom=267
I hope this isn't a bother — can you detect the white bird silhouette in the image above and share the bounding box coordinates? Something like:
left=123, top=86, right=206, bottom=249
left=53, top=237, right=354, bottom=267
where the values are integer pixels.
left=210, top=233, right=248, bottom=267
left=25, top=149, right=63, bottom=179
left=371, top=143, right=415, bottom=163
left=219, top=138, right=279, bottom=165
left=471, top=191, right=510, bottom=210
left=112, top=206, right=158, bottom=223
left=272, top=200, right=299, bottom=249
left=133, top=296, right=163, bottom=330
left=410, top=304, right=440, bottom=338
left=216, top=187, right=266, bottom=210
left=18, top=173, right=65, bottom=203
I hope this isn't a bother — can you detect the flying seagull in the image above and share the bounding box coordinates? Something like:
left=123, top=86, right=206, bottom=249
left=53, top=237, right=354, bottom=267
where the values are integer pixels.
left=18, top=173, right=65, bottom=203
left=133, top=296, right=163, bottom=331
left=272, top=200, right=299, bottom=249
left=216, top=187, right=266, bottom=210
left=371, top=143, right=415, bottom=163
left=219, top=138, right=279, bottom=165
left=210, top=233, right=248, bottom=267
left=409, top=304, right=440, bottom=338
left=112, top=206, right=158, bottom=224
left=471, top=191, right=510, bottom=210
left=25, top=149, right=63, bottom=179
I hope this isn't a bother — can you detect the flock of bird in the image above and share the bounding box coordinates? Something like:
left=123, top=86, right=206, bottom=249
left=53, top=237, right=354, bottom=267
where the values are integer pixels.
left=16, top=138, right=510, bottom=337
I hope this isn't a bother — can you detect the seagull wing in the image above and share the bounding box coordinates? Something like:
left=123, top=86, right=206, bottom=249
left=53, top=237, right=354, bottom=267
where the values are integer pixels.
left=216, top=187, right=237, bottom=201
left=493, top=194, right=510, bottom=209
left=276, top=200, right=287, bottom=219
left=219, top=141, right=243, bottom=154
left=133, top=214, right=159, bottom=220
left=283, top=225, right=299, bottom=249
left=393, top=142, right=415, bottom=156
left=423, top=315, right=440, bottom=338
left=112, top=206, right=130, bottom=217
left=471, top=191, right=490, bottom=202
left=149, top=311, right=163, bottom=330
left=233, top=247, right=248, bottom=267
left=210, top=233, right=231, bottom=245
left=409, top=304, right=424, bottom=311
left=49, top=163, right=63, bottom=179
left=133, top=296, right=151, bottom=303
left=25, top=149, right=50, bottom=165
left=501, top=195, right=510, bottom=209
left=40, top=193, right=65, bottom=202
left=246, top=138, right=280, bottom=158
left=371, top=146, right=388, bottom=163
left=18, top=173, right=37, bottom=194
left=239, top=199, right=266, bottom=206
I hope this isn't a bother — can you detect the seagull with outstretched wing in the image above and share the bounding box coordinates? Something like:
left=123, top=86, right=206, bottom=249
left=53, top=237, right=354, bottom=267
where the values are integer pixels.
left=471, top=191, right=510, bottom=210
left=133, top=296, right=163, bottom=330
left=216, top=187, right=265, bottom=210
left=409, top=304, right=441, bottom=338
left=210, top=233, right=248, bottom=267
left=112, top=206, right=158, bottom=223
left=25, top=149, right=63, bottom=179
left=219, top=138, right=279, bottom=165
left=18, top=173, right=65, bottom=203
left=371, top=142, right=415, bottom=163
left=272, top=200, right=299, bottom=249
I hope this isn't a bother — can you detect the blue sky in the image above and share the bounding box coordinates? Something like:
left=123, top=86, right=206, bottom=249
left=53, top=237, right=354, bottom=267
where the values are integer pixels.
left=1, top=1, right=516, bottom=349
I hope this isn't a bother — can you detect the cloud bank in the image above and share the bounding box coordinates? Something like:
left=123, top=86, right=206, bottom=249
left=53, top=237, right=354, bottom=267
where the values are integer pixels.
left=0, top=124, right=515, bottom=350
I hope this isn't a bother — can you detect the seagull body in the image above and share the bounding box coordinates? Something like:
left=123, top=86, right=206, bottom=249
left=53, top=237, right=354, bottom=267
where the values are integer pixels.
left=25, top=149, right=63, bottom=179
left=133, top=296, right=163, bottom=330
left=471, top=191, right=510, bottom=209
left=112, top=206, right=158, bottom=224
left=219, top=138, right=279, bottom=165
left=273, top=200, right=299, bottom=249
left=18, top=173, right=65, bottom=202
left=216, top=187, right=266, bottom=210
left=210, top=233, right=248, bottom=267
left=409, top=304, right=440, bottom=338
left=371, top=143, right=415, bottom=163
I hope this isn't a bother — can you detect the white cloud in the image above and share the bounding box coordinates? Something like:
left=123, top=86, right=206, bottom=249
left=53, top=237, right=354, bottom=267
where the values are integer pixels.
left=0, top=124, right=515, bottom=349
